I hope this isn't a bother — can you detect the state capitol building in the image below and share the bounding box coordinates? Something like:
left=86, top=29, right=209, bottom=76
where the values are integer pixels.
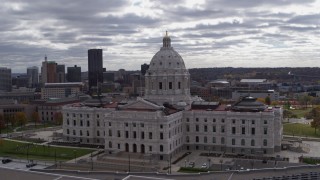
left=62, top=33, right=283, bottom=160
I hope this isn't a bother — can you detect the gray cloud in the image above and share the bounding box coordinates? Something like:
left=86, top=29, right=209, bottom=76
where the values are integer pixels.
left=0, top=0, right=319, bottom=72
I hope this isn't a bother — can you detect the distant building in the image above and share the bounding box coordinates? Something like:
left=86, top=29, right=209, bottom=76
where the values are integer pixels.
left=0, top=99, right=35, bottom=121
left=0, top=67, right=12, bottom=92
left=32, top=98, right=80, bottom=123
left=88, top=49, right=103, bottom=91
left=12, top=75, right=29, bottom=88
left=103, top=71, right=115, bottom=82
left=41, top=82, right=84, bottom=99
left=67, top=65, right=81, bottom=82
left=56, top=64, right=66, bottom=83
left=141, top=63, right=149, bottom=76
left=232, top=89, right=279, bottom=101
left=41, top=56, right=57, bottom=84
left=27, top=66, right=39, bottom=88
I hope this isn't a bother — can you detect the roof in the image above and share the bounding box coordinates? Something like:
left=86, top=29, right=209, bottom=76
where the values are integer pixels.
left=231, top=96, right=267, bottom=112
left=240, top=79, right=267, bottom=83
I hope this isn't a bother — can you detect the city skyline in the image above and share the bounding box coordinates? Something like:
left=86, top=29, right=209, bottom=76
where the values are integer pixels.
left=1, top=0, right=320, bottom=73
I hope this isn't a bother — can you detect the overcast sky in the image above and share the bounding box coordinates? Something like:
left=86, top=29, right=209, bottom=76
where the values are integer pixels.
left=1, top=0, right=320, bottom=73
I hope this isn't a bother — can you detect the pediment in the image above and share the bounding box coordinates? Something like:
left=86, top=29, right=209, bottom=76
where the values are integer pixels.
left=120, top=98, right=162, bottom=111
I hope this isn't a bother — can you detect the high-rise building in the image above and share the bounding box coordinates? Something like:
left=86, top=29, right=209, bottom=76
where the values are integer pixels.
left=141, top=63, right=149, bottom=76
left=88, top=49, right=103, bottom=91
left=67, top=65, right=81, bottom=82
left=56, top=64, right=65, bottom=83
left=41, top=56, right=58, bottom=84
left=27, top=66, right=39, bottom=88
left=0, top=67, right=12, bottom=92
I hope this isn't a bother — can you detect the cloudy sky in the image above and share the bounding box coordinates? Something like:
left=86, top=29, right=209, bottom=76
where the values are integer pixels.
left=1, top=0, right=320, bottom=73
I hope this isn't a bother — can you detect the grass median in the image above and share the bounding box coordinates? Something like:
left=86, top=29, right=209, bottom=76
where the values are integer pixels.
left=0, top=139, right=95, bottom=161
left=283, top=123, right=320, bottom=138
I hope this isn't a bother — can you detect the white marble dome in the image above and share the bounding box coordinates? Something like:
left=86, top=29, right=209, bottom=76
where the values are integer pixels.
left=149, top=47, right=186, bottom=70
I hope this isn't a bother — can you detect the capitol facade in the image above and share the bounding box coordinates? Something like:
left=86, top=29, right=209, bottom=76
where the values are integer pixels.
left=62, top=33, right=283, bottom=160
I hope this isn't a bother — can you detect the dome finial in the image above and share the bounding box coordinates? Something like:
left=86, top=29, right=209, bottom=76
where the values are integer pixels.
left=163, top=31, right=171, bottom=47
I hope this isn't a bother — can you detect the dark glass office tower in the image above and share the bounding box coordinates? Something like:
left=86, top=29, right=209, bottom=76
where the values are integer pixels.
left=88, top=49, right=103, bottom=91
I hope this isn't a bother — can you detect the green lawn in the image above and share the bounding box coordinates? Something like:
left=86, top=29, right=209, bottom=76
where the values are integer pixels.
left=0, top=139, right=95, bottom=161
left=283, top=123, right=320, bottom=138
left=0, top=127, right=14, bottom=134
left=287, top=108, right=313, bottom=118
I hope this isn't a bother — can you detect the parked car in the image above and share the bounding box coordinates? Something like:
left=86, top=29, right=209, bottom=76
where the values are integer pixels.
left=188, top=162, right=195, bottom=168
left=26, top=160, right=37, bottom=168
left=2, top=158, right=12, bottom=164
left=201, top=163, right=207, bottom=169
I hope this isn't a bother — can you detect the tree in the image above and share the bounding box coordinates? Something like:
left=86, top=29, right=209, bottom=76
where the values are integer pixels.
left=31, top=111, right=40, bottom=128
left=298, top=94, right=312, bottom=109
left=54, top=112, right=63, bottom=125
left=309, top=107, right=320, bottom=134
left=15, top=112, right=27, bottom=127
left=265, top=96, right=271, bottom=105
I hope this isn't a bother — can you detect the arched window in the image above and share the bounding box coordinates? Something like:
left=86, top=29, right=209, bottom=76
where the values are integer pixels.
left=251, top=139, right=255, bottom=146
left=263, top=139, right=267, bottom=146
left=241, top=139, right=245, bottom=146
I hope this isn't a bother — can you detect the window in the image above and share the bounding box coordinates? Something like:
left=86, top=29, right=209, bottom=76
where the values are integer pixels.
left=160, top=124, right=163, bottom=129
left=159, top=82, right=162, bottom=89
left=196, top=125, right=199, bottom=132
left=178, top=82, right=181, bottom=89
left=73, top=120, right=76, bottom=126
left=264, top=120, right=268, bottom=124
left=204, top=136, right=207, bottom=143
left=109, top=129, right=112, bottom=137
left=149, top=132, right=153, bottom=139
left=221, top=119, right=225, bottom=123
left=251, top=128, right=255, bottom=135
left=141, top=132, right=145, bottom=139
left=186, top=125, right=190, bottom=132
left=160, top=145, right=163, bottom=152
left=204, top=125, right=208, bottom=132
left=160, top=132, right=163, bottom=140
left=125, top=122, right=128, bottom=127
left=186, top=136, right=190, bottom=143
left=264, top=127, right=268, bottom=135
left=80, top=120, right=83, bottom=126
left=241, top=139, right=245, bottom=146
left=252, top=120, right=255, bottom=125
left=232, top=119, right=235, bottom=124
left=117, top=130, right=121, bottom=137
left=87, top=114, right=89, bottom=118
left=196, top=118, right=199, bottom=122
left=73, top=130, right=76, bottom=135
left=196, top=136, right=199, bottom=142
left=87, top=131, right=89, bottom=136
left=109, top=141, right=112, bottom=148
left=232, top=139, right=235, bottom=145
left=251, top=139, right=255, bottom=146
left=263, top=139, right=267, bottom=146
left=125, top=131, right=129, bottom=138
left=133, top=123, right=136, bottom=127
left=97, top=131, right=100, bottom=136
left=133, top=131, right=137, bottom=138
left=186, top=118, right=189, bottom=122
left=97, top=121, right=100, bottom=127
left=97, top=114, right=99, bottom=118
left=232, top=127, right=236, bottom=134
left=212, top=126, right=216, bottom=132
left=204, top=118, right=207, bottom=122
left=221, top=137, right=225, bottom=144
left=80, top=130, right=82, bottom=136
left=169, top=82, right=172, bottom=89
left=87, top=121, right=90, bottom=127
left=149, top=146, right=152, bottom=152
left=67, top=119, right=69, bottom=125
left=140, top=123, right=144, bottom=127
left=212, top=137, right=216, bottom=143
left=109, top=122, right=111, bottom=126
left=118, top=144, right=120, bottom=149
left=221, top=126, right=225, bottom=133
left=213, top=118, right=216, bottom=123
left=242, top=127, right=245, bottom=135
left=67, top=129, right=69, bottom=134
